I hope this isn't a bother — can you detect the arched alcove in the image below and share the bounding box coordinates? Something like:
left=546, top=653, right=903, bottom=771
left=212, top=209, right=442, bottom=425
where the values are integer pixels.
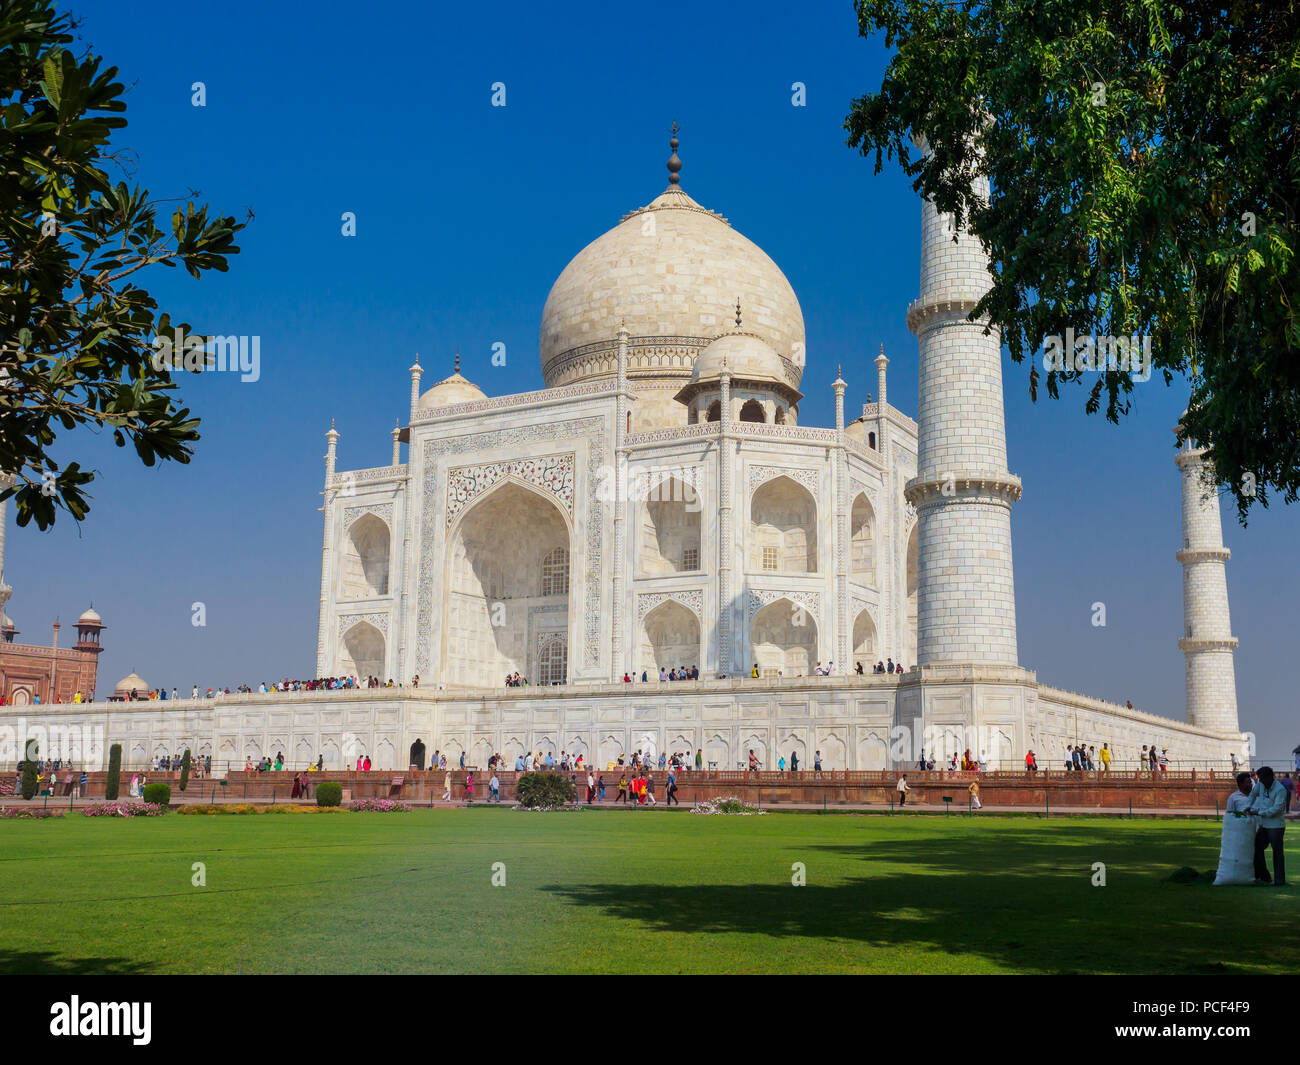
left=749, top=597, right=818, bottom=677
left=850, top=493, right=876, bottom=586
left=339, top=621, right=385, bottom=680
left=639, top=476, right=701, bottom=576
left=750, top=476, right=817, bottom=572
left=639, top=599, right=701, bottom=674
left=739, top=399, right=766, bottom=423
left=444, top=481, right=571, bottom=687
left=341, top=514, right=390, bottom=598
left=852, top=610, right=877, bottom=665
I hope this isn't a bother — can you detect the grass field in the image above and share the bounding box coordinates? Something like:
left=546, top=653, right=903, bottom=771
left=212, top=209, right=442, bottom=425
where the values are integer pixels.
left=0, top=808, right=1293, bottom=974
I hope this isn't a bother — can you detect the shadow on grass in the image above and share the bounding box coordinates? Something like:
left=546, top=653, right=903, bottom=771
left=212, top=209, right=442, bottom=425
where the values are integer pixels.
left=544, top=821, right=1292, bottom=974
left=0, top=949, right=153, bottom=975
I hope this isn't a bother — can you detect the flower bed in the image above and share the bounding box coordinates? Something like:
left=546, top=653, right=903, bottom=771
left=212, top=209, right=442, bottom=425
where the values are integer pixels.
left=347, top=798, right=411, bottom=813
left=81, top=802, right=166, bottom=817
left=1, top=806, right=64, bottom=819
left=691, top=796, right=766, bottom=816
left=177, top=803, right=344, bottom=815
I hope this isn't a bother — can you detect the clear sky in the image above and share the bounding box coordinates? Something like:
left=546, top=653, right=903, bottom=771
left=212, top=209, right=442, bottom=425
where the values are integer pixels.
left=9, top=0, right=1296, bottom=760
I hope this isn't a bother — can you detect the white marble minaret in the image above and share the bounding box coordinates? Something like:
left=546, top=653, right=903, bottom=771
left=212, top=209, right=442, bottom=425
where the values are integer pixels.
left=1175, top=438, right=1240, bottom=733
left=904, top=141, right=1022, bottom=665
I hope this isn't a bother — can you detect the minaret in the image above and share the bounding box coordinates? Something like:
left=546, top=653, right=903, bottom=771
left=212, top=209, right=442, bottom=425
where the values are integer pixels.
left=833, top=366, right=849, bottom=670
left=315, top=421, right=340, bottom=675
left=904, top=137, right=1021, bottom=666
left=1176, top=437, right=1240, bottom=733
left=875, top=345, right=889, bottom=452
left=718, top=346, right=734, bottom=675
left=408, top=356, right=423, bottom=420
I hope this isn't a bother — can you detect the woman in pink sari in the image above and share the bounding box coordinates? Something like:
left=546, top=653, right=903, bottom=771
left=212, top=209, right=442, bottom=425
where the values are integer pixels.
left=464, top=772, right=474, bottom=803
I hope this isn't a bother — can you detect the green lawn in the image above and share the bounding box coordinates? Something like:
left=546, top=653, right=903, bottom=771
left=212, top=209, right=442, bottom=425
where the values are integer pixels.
left=0, top=808, right=1292, bottom=974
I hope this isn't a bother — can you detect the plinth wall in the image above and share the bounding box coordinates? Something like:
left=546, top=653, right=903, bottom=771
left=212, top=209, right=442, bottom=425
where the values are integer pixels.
left=0, top=670, right=1243, bottom=775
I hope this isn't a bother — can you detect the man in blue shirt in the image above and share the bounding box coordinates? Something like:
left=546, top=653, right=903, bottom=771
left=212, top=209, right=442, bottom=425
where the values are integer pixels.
left=1247, top=766, right=1288, bottom=886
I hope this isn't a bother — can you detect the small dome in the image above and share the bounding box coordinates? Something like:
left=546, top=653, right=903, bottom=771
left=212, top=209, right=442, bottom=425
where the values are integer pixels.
left=418, top=368, right=486, bottom=409
left=115, top=671, right=148, bottom=693
left=78, top=606, right=102, bottom=625
left=692, top=332, right=785, bottom=385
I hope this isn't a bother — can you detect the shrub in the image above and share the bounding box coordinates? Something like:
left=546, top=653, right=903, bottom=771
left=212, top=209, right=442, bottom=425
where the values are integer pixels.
left=81, top=802, right=165, bottom=817
left=177, top=803, right=344, bottom=816
left=347, top=798, right=411, bottom=812
left=316, top=781, right=343, bottom=807
left=142, top=782, right=171, bottom=806
left=104, top=743, right=122, bottom=801
left=515, top=772, right=575, bottom=809
left=20, top=737, right=38, bottom=799
left=179, top=749, right=192, bottom=792
left=691, top=795, right=766, bottom=816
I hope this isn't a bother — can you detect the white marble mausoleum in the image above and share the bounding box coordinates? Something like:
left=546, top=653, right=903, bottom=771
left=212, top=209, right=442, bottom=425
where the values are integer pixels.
left=2, top=133, right=1248, bottom=771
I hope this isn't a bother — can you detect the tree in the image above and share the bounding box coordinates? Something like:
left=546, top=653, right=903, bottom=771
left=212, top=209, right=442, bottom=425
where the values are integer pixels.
left=0, top=0, right=246, bottom=529
left=179, top=748, right=191, bottom=791
left=20, top=738, right=38, bottom=799
left=844, top=0, right=1298, bottom=520
left=104, top=742, right=121, bottom=800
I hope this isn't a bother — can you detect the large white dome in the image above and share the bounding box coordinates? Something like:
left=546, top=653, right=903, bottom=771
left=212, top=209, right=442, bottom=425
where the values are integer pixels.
left=539, top=183, right=805, bottom=393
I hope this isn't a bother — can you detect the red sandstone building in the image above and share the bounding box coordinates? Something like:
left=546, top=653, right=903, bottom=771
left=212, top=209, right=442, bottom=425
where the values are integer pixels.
left=0, top=607, right=106, bottom=706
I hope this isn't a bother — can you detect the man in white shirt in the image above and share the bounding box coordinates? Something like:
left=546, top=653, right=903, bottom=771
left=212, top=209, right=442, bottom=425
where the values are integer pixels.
left=896, top=774, right=910, bottom=806
left=1247, top=766, right=1288, bottom=886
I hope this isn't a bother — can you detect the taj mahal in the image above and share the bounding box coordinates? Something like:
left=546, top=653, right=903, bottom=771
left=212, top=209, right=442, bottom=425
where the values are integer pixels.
left=3, top=132, right=1248, bottom=772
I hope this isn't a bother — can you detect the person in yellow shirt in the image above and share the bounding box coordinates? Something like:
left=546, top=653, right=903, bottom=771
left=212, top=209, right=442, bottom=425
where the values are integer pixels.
left=751, top=663, right=760, bottom=678
left=1099, top=744, right=1112, bottom=772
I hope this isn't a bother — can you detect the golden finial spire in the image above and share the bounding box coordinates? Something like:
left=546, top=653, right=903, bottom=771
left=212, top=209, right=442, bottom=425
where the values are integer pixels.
left=735, top=298, right=742, bottom=329
left=453, top=350, right=461, bottom=374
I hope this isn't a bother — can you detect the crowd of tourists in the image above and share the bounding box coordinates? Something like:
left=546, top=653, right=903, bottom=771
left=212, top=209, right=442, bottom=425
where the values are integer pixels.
left=1021, top=743, right=1176, bottom=773
left=152, top=752, right=212, bottom=775
left=112, top=676, right=422, bottom=704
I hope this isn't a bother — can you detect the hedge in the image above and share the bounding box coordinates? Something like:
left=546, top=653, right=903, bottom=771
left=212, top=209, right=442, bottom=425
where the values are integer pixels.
left=142, top=782, right=171, bottom=806
left=316, top=781, right=343, bottom=807
left=20, top=738, right=37, bottom=800
left=104, top=743, right=122, bottom=801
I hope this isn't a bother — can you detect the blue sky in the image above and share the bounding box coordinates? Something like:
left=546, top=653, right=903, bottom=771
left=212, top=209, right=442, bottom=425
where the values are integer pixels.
left=10, top=0, right=1296, bottom=759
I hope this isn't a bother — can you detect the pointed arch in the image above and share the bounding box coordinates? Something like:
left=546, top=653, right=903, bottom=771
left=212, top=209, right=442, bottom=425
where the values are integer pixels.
left=750, top=475, right=817, bottom=572
left=749, top=597, right=818, bottom=678
left=818, top=733, right=846, bottom=771
left=339, top=620, right=385, bottom=681
left=443, top=478, right=572, bottom=688
left=703, top=732, right=729, bottom=770
left=639, top=599, right=701, bottom=674
left=639, top=475, right=701, bottom=576
left=739, top=399, right=765, bottom=423
left=341, top=513, right=390, bottom=598
left=850, top=493, right=876, bottom=586
left=858, top=731, right=889, bottom=771
left=852, top=609, right=878, bottom=664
